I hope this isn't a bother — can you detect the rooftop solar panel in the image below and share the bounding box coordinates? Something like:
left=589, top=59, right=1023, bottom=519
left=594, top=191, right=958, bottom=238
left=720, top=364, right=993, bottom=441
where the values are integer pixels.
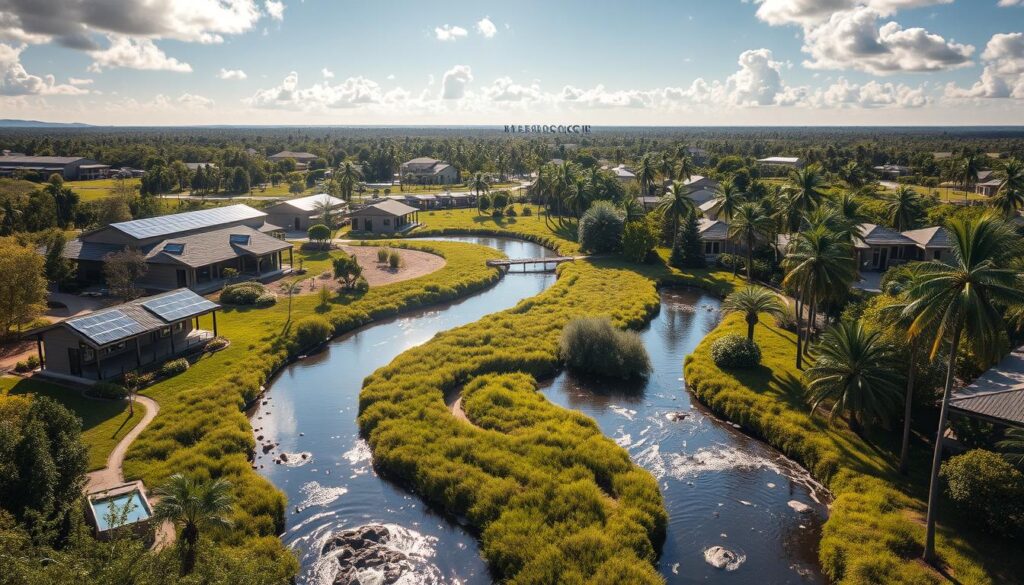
left=141, top=289, right=219, bottom=322
left=110, top=204, right=266, bottom=240
left=66, top=309, right=148, bottom=346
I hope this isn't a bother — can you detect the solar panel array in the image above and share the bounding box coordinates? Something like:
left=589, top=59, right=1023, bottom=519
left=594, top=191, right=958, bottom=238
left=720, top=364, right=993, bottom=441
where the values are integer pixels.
left=141, top=289, right=218, bottom=322
left=66, top=309, right=149, bottom=346
left=110, top=204, right=265, bottom=240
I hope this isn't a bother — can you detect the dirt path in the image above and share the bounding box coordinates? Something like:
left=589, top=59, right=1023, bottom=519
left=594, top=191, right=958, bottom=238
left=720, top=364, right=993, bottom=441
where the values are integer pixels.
left=450, top=396, right=471, bottom=424
left=86, top=394, right=159, bottom=492
left=286, top=245, right=447, bottom=295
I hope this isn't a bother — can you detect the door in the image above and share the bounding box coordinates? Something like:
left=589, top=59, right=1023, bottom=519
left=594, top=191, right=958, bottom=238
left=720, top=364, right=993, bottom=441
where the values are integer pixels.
left=878, top=248, right=888, bottom=270
left=68, top=348, right=82, bottom=377
left=365, top=219, right=373, bottom=232
left=294, top=217, right=301, bottom=230
left=176, top=269, right=187, bottom=287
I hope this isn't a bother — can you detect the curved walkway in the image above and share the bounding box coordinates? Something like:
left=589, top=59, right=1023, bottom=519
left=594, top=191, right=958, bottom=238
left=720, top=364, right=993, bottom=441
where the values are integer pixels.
left=86, top=394, right=159, bottom=492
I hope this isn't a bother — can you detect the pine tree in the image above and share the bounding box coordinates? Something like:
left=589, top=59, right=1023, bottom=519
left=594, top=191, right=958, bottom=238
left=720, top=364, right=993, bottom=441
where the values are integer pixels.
left=671, top=212, right=706, bottom=268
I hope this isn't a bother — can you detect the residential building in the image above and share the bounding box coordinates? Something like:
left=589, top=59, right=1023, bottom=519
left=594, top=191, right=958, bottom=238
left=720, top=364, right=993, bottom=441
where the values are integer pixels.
left=607, top=164, right=636, bottom=183
left=268, top=151, right=319, bottom=170
left=756, top=156, right=804, bottom=169
left=62, top=204, right=292, bottom=293
left=400, top=157, right=459, bottom=185
left=683, top=175, right=720, bottom=205
left=184, top=162, right=217, bottom=172
left=0, top=155, right=110, bottom=179
left=264, top=194, right=347, bottom=232
left=348, top=200, right=420, bottom=234
left=873, top=164, right=912, bottom=179
left=29, top=288, right=220, bottom=383
left=698, top=218, right=730, bottom=260
left=951, top=344, right=1024, bottom=430
left=856, top=223, right=915, bottom=271
left=902, top=226, right=952, bottom=263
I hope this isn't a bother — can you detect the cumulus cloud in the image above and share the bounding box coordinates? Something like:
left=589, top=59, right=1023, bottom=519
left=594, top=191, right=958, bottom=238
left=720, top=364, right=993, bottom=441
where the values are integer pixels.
left=482, top=77, right=542, bottom=101
left=998, top=0, right=1023, bottom=6
left=246, top=71, right=387, bottom=109
left=476, top=17, right=497, bottom=38
left=264, top=0, right=284, bottom=21
left=177, top=92, right=214, bottom=108
left=322, top=67, right=334, bottom=79
left=68, top=77, right=93, bottom=86
left=725, top=48, right=786, bottom=105
left=441, top=64, right=472, bottom=99
left=435, top=24, right=467, bottom=42
left=752, top=0, right=953, bottom=26
left=810, top=77, right=929, bottom=107
left=801, top=7, right=973, bottom=74
left=0, top=42, right=88, bottom=95
left=88, top=36, right=192, bottom=72
left=945, top=32, right=1024, bottom=98
left=218, top=68, right=247, bottom=80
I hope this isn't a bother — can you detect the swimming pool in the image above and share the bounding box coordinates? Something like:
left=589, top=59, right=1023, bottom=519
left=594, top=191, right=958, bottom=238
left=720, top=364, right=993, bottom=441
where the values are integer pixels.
left=90, top=490, right=152, bottom=532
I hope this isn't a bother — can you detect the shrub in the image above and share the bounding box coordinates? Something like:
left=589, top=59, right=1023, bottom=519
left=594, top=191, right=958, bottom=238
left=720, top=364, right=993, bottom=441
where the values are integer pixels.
left=670, top=213, right=705, bottom=268
left=222, top=267, right=239, bottom=281
left=317, top=285, right=332, bottom=307
left=578, top=201, right=625, bottom=253
left=13, top=360, right=30, bottom=373
left=255, top=292, right=278, bottom=306
left=293, top=316, right=332, bottom=351
left=25, top=355, right=39, bottom=370
left=93, top=381, right=128, bottom=399
left=376, top=247, right=390, bottom=263
left=160, top=358, right=190, bottom=377
left=941, top=449, right=1024, bottom=535
left=558, top=317, right=651, bottom=380
left=307, top=224, right=331, bottom=248
left=221, top=281, right=267, bottom=305
left=621, top=217, right=658, bottom=263
left=710, top=334, right=761, bottom=368
left=354, top=277, right=370, bottom=293
left=521, top=206, right=533, bottom=216
left=206, top=336, right=229, bottom=351
left=388, top=251, right=401, bottom=270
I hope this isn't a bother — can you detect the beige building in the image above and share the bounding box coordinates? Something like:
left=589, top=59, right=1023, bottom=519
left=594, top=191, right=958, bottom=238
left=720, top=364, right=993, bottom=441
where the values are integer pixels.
left=400, top=157, right=459, bottom=185
left=348, top=200, right=420, bottom=234
left=264, top=194, right=347, bottom=232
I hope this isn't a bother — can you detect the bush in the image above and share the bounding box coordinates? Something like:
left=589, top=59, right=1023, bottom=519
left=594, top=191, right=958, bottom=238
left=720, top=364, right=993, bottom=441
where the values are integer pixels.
left=621, top=217, right=658, bottom=263
left=578, top=201, right=625, bottom=253
left=376, top=247, right=390, bottom=263
left=710, top=334, right=761, bottom=368
left=293, top=316, right=332, bottom=351
left=388, top=251, right=401, bottom=270
left=558, top=317, right=651, bottom=380
left=206, top=336, right=229, bottom=351
left=221, top=281, right=268, bottom=305
left=160, top=358, right=190, bottom=377
left=354, top=277, right=370, bottom=293
left=93, top=382, right=128, bottom=399
left=25, top=355, right=40, bottom=370
left=222, top=267, right=239, bottom=281
left=521, top=206, right=532, bottom=216
left=255, top=292, right=277, bottom=306
left=941, top=449, right=1024, bottom=535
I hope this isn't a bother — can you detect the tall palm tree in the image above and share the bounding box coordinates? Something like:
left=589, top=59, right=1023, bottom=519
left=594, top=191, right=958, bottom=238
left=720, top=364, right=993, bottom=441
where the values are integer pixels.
left=901, top=213, right=1024, bottom=562
left=997, top=428, right=1024, bottom=469
left=837, top=161, right=866, bottom=189
left=831, top=190, right=867, bottom=226
left=471, top=172, right=490, bottom=198
left=783, top=226, right=858, bottom=369
left=153, top=474, right=234, bottom=575
left=709, top=179, right=745, bottom=221
left=785, top=163, right=829, bottom=215
left=636, top=155, right=658, bottom=197
left=657, top=181, right=696, bottom=245
left=721, top=285, right=786, bottom=342
left=728, top=203, right=773, bottom=282
left=312, top=195, right=341, bottom=231
left=658, top=152, right=677, bottom=190
left=954, top=152, right=985, bottom=205
left=805, top=320, right=902, bottom=435
left=990, top=158, right=1024, bottom=217
left=886, top=186, right=923, bottom=232
left=336, top=161, right=363, bottom=202
left=676, top=153, right=696, bottom=183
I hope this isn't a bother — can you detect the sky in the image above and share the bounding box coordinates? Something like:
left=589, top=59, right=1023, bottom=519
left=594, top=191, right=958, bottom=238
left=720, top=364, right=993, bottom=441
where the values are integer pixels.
left=1, top=0, right=1024, bottom=126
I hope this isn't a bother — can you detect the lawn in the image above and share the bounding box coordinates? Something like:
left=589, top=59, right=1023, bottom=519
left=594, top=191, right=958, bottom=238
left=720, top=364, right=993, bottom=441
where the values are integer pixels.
left=67, top=178, right=141, bottom=201
left=0, top=178, right=41, bottom=199
left=404, top=204, right=583, bottom=254
left=879, top=182, right=990, bottom=204
left=0, top=375, right=145, bottom=471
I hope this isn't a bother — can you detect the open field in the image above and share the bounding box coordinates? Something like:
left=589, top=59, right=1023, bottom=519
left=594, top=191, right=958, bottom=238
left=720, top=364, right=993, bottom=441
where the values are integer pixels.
left=67, top=178, right=141, bottom=201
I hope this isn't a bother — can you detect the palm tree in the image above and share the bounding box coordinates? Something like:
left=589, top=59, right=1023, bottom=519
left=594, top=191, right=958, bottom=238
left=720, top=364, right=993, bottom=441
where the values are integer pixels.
left=901, top=213, right=1024, bottom=562
left=153, top=474, right=233, bottom=575
left=312, top=195, right=341, bottom=231
left=785, top=163, right=829, bottom=214
left=471, top=172, right=491, bottom=198
left=782, top=226, right=858, bottom=369
left=656, top=181, right=696, bottom=245
left=831, top=190, right=867, bottom=226
left=997, top=428, right=1024, bottom=469
left=709, top=179, right=745, bottom=221
left=805, top=320, right=902, bottom=435
left=336, top=161, right=363, bottom=202
left=728, top=203, right=773, bottom=281
left=886, top=186, right=923, bottom=231
left=658, top=151, right=676, bottom=189
left=953, top=152, right=985, bottom=204
left=990, top=158, right=1024, bottom=217
left=676, top=153, right=696, bottom=183
left=721, top=286, right=786, bottom=342
left=636, top=155, right=658, bottom=197
left=837, top=161, right=866, bottom=189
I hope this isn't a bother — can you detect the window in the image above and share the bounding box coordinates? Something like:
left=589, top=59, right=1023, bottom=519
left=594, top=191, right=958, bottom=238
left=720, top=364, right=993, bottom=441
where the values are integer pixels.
left=933, top=250, right=942, bottom=260
left=383, top=218, right=391, bottom=225
left=173, top=322, right=184, bottom=333
left=351, top=218, right=359, bottom=230
left=704, top=242, right=720, bottom=255
left=163, top=243, right=184, bottom=255
left=160, top=327, right=170, bottom=338
left=229, top=234, right=250, bottom=245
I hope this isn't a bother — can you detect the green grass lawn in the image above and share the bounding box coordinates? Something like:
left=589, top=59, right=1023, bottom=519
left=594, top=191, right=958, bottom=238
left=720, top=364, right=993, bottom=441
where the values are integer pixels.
left=0, top=178, right=41, bottom=199
left=0, top=375, right=145, bottom=471
left=879, top=182, right=990, bottom=204
left=67, top=178, right=141, bottom=201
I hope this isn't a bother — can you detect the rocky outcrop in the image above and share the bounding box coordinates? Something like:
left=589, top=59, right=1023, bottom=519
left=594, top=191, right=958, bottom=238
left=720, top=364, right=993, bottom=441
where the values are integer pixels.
left=323, top=525, right=413, bottom=585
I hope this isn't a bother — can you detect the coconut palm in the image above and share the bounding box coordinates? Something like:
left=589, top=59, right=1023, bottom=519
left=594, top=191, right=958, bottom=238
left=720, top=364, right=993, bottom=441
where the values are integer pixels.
left=728, top=203, right=773, bottom=281
left=636, top=155, right=658, bottom=197
left=783, top=226, right=858, bottom=369
left=312, top=195, right=341, bottom=231
left=900, top=213, right=1024, bottom=562
left=886, top=186, right=923, bottom=231
left=785, top=163, right=829, bottom=214
left=336, top=161, right=363, bottom=202
left=657, top=181, right=696, bottom=245
left=676, top=153, right=696, bottom=183
left=471, top=172, right=491, bottom=198
left=990, top=158, right=1024, bottom=217
left=830, top=190, right=867, bottom=226
left=805, top=320, right=902, bottom=435
left=709, top=180, right=745, bottom=221
left=953, top=152, right=985, bottom=204
left=997, top=428, right=1024, bottom=469
left=721, top=286, right=786, bottom=342
left=837, top=161, right=866, bottom=189
left=658, top=151, right=677, bottom=187
left=153, top=474, right=233, bottom=575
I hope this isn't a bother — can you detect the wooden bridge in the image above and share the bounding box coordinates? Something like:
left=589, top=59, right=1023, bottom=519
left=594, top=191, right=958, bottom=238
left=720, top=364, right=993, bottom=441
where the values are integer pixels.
left=486, top=256, right=575, bottom=273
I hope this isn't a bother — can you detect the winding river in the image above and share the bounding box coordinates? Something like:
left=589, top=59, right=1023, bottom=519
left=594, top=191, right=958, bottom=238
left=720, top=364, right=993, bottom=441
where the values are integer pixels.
left=252, top=236, right=828, bottom=584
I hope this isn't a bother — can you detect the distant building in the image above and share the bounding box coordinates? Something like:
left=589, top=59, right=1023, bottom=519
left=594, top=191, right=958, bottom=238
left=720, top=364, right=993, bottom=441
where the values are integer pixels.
left=184, top=162, right=217, bottom=172
left=608, top=164, right=636, bottom=183
left=756, top=156, right=804, bottom=169
left=29, top=288, right=220, bottom=383
left=268, top=151, right=319, bottom=170
left=348, top=200, right=420, bottom=234
left=400, top=157, right=459, bottom=185
left=264, top=194, right=347, bottom=232
left=62, top=204, right=292, bottom=293
left=873, top=164, right=912, bottom=179
left=0, top=155, right=110, bottom=180
left=682, top=175, right=720, bottom=205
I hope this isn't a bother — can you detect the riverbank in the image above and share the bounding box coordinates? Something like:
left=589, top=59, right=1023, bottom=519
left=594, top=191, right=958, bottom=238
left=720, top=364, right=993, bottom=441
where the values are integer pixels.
left=119, top=240, right=507, bottom=576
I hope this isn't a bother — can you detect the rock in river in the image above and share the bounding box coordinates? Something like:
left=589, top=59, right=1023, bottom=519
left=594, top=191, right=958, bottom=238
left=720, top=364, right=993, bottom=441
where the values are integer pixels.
left=323, top=525, right=413, bottom=585
left=704, top=545, right=745, bottom=571
left=788, top=500, right=812, bottom=514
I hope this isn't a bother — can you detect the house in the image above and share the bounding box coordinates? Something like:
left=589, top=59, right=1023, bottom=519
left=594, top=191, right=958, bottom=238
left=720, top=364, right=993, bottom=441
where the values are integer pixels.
left=184, top=162, right=216, bottom=172
left=682, top=175, right=720, bottom=205
left=757, top=156, right=803, bottom=169
left=950, top=344, right=1024, bottom=430
left=698, top=199, right=720, bottom=220
left=873, top=164, right=912, bottom=179
left=684, top=147, right=709, bottom=164
left=268, top=151, right=319, bottom=170
left=856, top=223, right=916, bottom=271
left=62, top=204, right=292, bottom=293
left=0, top=155, right=110, bottom=179
left=348, top=200, right=420, bottom=234
left=698, top=218, right=730, bottom=260
left=400, top=157, right=459, bottom=185
left=29, top=288, right=220, bottom=383
left=976, top=175, right=1003, bottom=196
left=264, top=194, right=347, bottom=232
left=902, top=226, right=952, bottom=263
left=608, top=164, right=636, bottom=183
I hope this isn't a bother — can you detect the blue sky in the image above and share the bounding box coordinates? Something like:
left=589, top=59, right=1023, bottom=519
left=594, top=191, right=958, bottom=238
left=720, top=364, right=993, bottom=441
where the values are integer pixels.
left=2, top=0, right=1024, bottom=125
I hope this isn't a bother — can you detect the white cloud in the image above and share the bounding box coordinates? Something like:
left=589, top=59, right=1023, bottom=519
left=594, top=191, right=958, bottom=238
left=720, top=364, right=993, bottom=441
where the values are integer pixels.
left=68, top=77, right=93, bottom=86
left=246, top=71, right=387, bottom=109
left=441, top=64, right=472, bottom=99
left=945, top=32, right=1024, bottom=98
left=88, top=36, right=192, bottom=72
left=801, top=7, right=973, bottom=74
left=475, top=17, right=497, bottom=38
left=810, top=77, right=929, bottom=107
left=482, top=76, right=541, bottom=101
left=218, top=68, right=247, bottom=80
left=753, top=0, right=953, bottom=26
left=998, top=0, right=1023, bottom=6
left=177, top=92, right=214, bottom=108
left=0, top=43, right=88, bottom=95
left=726, top=48, right=786, bottom=105
left=321, top=67, right=334, bottom=79
left=264, top=0, right=285, bottom=21
left=435, top=24, right=467, bottom=42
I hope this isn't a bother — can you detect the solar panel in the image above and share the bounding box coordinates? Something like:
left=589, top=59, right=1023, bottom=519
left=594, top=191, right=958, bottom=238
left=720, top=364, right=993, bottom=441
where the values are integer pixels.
left=141, top=290, right=218, bottom=322
left=110, top=204, right=265, bottom=240
left=66, top=309, right=148, bottom=346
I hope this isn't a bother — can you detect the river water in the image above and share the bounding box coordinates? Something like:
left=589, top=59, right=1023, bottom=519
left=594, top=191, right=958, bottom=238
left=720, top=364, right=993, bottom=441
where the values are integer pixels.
left=252, top=237, right=827, bottom=584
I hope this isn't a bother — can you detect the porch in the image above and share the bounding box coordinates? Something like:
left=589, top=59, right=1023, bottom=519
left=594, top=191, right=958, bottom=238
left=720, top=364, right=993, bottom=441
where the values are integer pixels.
left=74, top=328, right=215, bottom=382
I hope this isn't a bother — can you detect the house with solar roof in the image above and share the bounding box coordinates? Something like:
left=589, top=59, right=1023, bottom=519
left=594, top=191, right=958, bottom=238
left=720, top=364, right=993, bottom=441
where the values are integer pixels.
left=29, top=288, right=220, bottom=382
left=62, top=204, right=293, bottom=293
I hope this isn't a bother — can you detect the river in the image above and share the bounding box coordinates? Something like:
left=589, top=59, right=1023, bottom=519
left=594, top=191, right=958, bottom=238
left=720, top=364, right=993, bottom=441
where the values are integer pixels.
left=252, top=236, right=827, bottom=584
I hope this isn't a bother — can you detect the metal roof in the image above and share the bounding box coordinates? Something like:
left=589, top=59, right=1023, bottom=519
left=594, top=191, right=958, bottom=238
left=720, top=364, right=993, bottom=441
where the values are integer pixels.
left=270, top=193, right=345, bottom=213
left=142, top=225, right=291, bottom=268
left=109, top=204, right=266, bottom=240
left=0, top=155, right=90, bottom=165
left=952, top=346, right=1024, bottom=428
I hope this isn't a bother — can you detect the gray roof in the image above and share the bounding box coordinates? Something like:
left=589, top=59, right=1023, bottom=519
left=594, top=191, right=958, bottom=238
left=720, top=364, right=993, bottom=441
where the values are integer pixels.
left=64, top=288, right=219, bottom=347
left=902, top=226, right=951, bottom=249
left=758, top=156, right=801, bottom=164
left=110, top=204, right=266, bottom=240
left=63, top=239, right=123, bottom=262
left=269, top=193, right=346, bottom=213
left=144, top=225, right=291, bottom=268
left=0, top=155, right=90, bottom=165
left=858, top=223, right=914, bottom=247
left=269, top=150, right=317, bottom=160
left=350, top=200, right=419, bottom=217
left=952, top=346, right=1024, bottom=427
left=698, top=218, right=729, bottom=240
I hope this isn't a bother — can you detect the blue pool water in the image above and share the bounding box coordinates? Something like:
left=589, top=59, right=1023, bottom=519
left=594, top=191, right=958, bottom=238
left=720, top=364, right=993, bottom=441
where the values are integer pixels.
left=92, top=491, right=151, bottom=531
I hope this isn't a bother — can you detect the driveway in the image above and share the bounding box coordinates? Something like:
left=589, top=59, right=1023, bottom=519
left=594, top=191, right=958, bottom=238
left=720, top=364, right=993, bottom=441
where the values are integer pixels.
left=853, top=271, right=883, bottom=293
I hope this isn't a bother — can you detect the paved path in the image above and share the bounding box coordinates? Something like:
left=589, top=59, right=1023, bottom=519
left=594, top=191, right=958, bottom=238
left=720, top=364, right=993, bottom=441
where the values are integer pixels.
left=86, top=394, right=160, bottom=492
